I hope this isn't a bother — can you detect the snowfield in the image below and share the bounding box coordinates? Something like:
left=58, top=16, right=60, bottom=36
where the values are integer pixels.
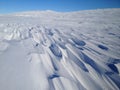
left=0, top=8, right=120, bottom=90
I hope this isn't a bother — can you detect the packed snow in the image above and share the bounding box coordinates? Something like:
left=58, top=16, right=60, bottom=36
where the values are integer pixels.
left=0, top=8, right=120, bottom=90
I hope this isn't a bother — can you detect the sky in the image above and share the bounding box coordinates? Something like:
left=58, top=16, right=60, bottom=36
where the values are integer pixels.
left=0, top=0, right=120, bottom=14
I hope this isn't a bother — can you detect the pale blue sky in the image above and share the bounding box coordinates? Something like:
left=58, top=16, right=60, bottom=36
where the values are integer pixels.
left=0, top=0, right=120, bottom=13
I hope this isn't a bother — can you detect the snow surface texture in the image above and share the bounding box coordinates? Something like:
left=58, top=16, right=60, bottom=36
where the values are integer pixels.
left=0, top=8, right=120, bottom=90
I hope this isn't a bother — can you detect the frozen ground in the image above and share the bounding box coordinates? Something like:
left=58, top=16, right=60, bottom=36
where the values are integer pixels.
left=0, top=8, right=120, bottom=90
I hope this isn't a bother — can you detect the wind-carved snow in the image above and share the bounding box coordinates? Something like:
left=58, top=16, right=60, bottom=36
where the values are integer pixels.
left=0, top=8, right=120, bottom=90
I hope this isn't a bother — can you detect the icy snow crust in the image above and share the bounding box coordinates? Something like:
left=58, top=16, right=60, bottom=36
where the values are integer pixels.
left=0, top=9, right=120, bottom=90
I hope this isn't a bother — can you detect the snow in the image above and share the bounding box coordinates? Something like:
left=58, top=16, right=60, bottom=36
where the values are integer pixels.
left=0, top=8, right=120, bottom=90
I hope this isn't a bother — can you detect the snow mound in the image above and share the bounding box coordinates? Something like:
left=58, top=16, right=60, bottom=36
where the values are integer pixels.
left=0, top=8, right=120, bottom=90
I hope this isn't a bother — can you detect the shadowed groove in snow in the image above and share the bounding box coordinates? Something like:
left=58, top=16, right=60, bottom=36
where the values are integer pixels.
left=108, top=64, right=119, bottom=74
left=48, top=30, right=54, bottom=36
left=108, top=33, right=116, bottom=35
left=49, top=44, right=62, bottom=58
left=48, top=53, right=59, bottom=71
left=45, top=28, right=54, bottom=36
left=108, top=58, right=120, bottom=64
left=67, top=50, right=88, bottom=72
left=76, top=46, right=84, bottom=50
left=72, top=38, right=86, bottom=46
left=48, top=73, right=60, bottom=79
left=79, top=52, right=102, bottom=74
left=58, top=43, right=66, bottom=49
left=35, top=43, right=39, bottom=46
left=108, top=74, right=120, bottom=89
left=98, top=44, right=108, bottom=50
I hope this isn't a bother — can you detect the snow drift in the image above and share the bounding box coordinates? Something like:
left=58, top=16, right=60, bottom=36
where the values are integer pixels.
left=0, top=8, right=120, bottom=90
